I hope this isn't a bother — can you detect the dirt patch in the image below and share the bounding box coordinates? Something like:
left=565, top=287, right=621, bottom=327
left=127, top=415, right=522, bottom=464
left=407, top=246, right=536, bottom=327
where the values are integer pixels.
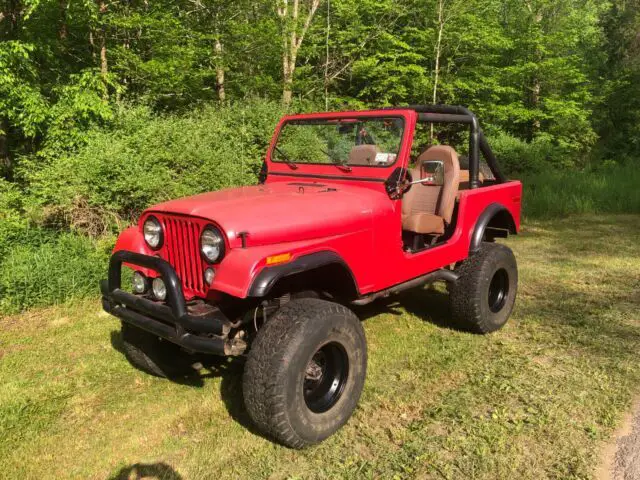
left=597, top=397, right=640, bottom=480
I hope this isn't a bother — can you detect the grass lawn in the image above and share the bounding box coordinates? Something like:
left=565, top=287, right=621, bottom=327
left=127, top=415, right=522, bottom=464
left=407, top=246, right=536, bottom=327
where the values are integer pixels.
left=1, top=215, right=640, bottom=479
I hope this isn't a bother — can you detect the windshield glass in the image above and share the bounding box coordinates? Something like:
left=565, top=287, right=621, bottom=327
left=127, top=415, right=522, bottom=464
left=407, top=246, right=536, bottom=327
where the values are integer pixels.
left=272, top=117, right=405, bottom=167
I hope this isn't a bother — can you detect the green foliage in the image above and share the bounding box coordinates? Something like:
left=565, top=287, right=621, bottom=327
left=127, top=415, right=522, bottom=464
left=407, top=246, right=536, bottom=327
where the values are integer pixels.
left=39, top=70, right=115, bottom=160
left=0, top=41, right=48, bottom=138
left=490, top=131, right=565, bottom=175
left=0, top=178, right=33, bottom=258
left=596, top=0, right=640, bottom=162
left=0, top=0, right=639, bottom=314
left=25, top=99, right=283, bottom=230
left=0, top=233, right=111, bottom=314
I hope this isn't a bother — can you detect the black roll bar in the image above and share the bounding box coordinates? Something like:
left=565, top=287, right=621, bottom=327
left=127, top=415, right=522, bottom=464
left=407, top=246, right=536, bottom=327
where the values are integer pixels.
left=388, top=105, right=507, bottom=188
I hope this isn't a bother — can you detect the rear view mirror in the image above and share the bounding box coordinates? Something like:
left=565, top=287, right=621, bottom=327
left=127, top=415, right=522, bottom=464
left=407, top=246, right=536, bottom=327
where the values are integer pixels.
left=419, top=160, right=444, bottom=186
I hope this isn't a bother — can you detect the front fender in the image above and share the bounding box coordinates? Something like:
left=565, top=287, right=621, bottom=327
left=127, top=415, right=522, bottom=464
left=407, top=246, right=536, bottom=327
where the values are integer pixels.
left=210, top=229, right=371, bottom=298
left=113, top=226, right=146, bottom=254
left=247, top=251, right=356, bottom=297
left=112, top=226, right=157, bottom=277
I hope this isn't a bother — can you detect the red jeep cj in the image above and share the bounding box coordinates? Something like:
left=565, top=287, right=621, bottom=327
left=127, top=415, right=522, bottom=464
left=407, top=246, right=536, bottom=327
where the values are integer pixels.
left=101, top=105, right=522, bottom=448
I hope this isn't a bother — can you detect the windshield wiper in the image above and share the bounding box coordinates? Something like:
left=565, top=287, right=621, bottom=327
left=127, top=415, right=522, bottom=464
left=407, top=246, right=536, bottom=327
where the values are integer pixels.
left=320, top=147, right=352, bottom=172
left=274, top=146, right=298, bottom=169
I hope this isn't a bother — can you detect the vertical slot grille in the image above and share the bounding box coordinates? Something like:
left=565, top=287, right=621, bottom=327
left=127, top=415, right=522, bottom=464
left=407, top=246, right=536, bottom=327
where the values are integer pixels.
left=161, top=216, right=205, bottom=296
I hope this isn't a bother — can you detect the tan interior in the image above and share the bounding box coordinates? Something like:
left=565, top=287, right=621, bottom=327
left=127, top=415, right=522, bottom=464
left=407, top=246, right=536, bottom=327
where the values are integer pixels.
left=348, top=144, right=380, bottom=165
left=401, top=145, right=460, bottom=235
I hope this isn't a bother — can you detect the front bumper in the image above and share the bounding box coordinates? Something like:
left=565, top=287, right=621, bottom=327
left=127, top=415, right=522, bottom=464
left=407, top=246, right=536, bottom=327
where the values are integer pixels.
left=102, top=251, right=243, bottom=355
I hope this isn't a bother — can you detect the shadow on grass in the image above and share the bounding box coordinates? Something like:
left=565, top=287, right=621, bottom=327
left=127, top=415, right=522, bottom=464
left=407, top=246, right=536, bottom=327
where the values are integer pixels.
left=108, top=462, right=182, bottom=479
left=353, top=285, right=468, bottom=333
left=110, top=329, right=266, bottom=439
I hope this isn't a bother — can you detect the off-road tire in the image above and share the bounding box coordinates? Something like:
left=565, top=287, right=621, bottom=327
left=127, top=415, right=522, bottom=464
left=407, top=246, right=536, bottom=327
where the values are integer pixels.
left=450, top=242, right=518, bottom=334
left=121, top=323, right=191, bottom=378
left=243, top=298, right=367, bottom=449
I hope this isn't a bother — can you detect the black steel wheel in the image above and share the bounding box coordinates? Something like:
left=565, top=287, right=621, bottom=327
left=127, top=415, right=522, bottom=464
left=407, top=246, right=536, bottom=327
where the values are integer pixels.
left=243, top=298, right=367, bottom=449
left=488, top=268, right=509, bottom=313
left=450, top=242, right=518, bottom=334
left=303, top=342, right=349, bottom=413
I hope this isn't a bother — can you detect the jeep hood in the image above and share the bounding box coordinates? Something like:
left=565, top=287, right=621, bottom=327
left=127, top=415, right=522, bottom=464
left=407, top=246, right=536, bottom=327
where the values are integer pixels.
left=148, top=182, right=389, bottom=247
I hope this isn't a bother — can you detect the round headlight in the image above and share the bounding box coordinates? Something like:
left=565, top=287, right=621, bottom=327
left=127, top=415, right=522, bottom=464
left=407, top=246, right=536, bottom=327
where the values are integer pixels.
left=143, top=216, right=163, bottom=249
left=201, top=227, right=224, bottom=263
left=132, top=271, right=148, bottom=294
left=152, top=277, right=167, bottom=301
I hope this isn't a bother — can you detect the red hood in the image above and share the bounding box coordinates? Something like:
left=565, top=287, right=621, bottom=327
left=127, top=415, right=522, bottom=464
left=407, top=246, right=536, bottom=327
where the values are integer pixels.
left=147, top=182, right=390, bottom=247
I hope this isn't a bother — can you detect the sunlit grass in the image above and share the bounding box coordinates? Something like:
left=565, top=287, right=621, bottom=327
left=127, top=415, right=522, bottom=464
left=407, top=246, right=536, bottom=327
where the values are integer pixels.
left=519, top=165, right=640, bottom=219
left=1, top=215, right=639, bottom=479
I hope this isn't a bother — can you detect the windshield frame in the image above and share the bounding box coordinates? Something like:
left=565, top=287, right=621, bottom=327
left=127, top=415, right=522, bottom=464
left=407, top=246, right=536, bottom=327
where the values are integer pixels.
left=269, top=114, right=407, bottom=170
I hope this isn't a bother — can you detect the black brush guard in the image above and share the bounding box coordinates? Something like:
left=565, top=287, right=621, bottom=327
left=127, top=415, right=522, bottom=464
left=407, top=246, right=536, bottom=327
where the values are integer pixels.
left=101, top=251, right=240, bottom=355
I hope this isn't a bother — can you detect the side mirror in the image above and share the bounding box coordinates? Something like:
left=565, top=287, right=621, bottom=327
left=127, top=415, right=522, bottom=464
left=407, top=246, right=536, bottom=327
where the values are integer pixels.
left=419, top=160, right=444, bottom=186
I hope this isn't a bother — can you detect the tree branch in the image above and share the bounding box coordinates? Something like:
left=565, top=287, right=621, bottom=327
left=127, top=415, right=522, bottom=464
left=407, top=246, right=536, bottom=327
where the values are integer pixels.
left=295, top=0, right=320, bottom=50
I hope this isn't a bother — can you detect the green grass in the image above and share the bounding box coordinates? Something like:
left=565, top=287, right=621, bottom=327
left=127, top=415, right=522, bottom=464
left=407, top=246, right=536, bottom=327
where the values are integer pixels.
left=1, top=215, right=640, bottom=479
left=520, top=164, right=640, bottom=219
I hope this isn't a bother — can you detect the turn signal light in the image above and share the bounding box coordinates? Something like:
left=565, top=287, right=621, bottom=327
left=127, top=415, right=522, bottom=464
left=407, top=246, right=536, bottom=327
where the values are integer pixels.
left=266, top=253, right=292, bottom=266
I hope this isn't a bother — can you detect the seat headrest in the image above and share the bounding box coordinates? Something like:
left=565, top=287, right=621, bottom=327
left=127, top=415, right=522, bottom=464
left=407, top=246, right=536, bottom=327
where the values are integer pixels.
left=417, top=145, right=459, bottom=170
left=348, top=144, right=380, bottom=165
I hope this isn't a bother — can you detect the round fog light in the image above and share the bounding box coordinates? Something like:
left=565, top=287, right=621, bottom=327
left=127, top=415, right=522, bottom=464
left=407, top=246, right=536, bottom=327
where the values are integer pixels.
left=204, top=268, right=215, bottom=285
left=132, top=272, right=147, bottom=294
left=152, top=277, right=167, bottom=301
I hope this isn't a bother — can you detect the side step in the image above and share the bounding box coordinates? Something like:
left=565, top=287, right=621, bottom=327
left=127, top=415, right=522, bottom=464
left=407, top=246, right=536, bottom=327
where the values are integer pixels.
left=351, top=269, right=458, bottom=306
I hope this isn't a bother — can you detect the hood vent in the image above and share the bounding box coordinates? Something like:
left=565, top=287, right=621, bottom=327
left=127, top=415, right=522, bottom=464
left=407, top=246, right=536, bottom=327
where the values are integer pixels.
left=287, top=182, right=327, bottom=187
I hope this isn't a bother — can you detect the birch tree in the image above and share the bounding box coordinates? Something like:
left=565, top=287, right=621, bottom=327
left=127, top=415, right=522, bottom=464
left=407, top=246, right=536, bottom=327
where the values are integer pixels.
left=277, top=0, right=321, bottom=106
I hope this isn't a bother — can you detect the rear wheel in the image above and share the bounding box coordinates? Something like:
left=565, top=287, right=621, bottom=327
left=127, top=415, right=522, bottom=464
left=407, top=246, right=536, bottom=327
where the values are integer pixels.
left=449, top=242, right=518, bottom=333
left=243, top=298, right=367, bottom=448
left=121, top=323, right=192, bottom=378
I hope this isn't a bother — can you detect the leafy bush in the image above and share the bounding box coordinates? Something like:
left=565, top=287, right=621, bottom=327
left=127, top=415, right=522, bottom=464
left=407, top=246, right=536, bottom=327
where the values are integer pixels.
left=25, top=99, right=283, bottom=233
left=0, top=179, right=41, bottom=258
left=490, top=131, right=569, bottom=175
left=0, top=233, right=111, bottom=314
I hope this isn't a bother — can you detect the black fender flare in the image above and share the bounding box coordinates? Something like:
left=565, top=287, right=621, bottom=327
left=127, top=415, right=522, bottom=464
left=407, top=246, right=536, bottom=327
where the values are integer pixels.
left=247, top=251, right=359, bottom=298
left=470, top=203, right=517, bottom=254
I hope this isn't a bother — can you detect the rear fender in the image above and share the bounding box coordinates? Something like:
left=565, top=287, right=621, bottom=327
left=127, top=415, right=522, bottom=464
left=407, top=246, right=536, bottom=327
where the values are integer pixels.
left=470, top=203, right=517, bottom=254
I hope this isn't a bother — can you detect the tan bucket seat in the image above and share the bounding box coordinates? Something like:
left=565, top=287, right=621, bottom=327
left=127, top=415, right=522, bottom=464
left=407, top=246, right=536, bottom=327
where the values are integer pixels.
left=401, top=146, right=460, bottom=235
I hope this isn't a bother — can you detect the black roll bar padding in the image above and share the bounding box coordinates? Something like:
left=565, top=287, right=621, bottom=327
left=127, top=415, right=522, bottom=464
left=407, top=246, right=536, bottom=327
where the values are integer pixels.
left=417, top=113, right=475, bottom=124
left=479, top=133, right=507, bottom=183
left=393, top=104, right=507, bottom=188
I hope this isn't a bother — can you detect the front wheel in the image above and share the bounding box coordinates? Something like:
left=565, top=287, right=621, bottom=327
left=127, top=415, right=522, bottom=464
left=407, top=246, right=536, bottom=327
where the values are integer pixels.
left=449, top=242, right=518, bottom=334
left=242, top=298, right=367, bottom=448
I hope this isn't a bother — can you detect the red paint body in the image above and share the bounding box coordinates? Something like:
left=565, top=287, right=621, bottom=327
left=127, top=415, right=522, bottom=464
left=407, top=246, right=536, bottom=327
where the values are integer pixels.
left=113, top=109, right=522, bottom=300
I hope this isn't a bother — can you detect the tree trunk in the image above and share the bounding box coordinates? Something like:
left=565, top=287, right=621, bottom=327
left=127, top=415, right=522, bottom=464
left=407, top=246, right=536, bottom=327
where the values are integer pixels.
left=431, top=0, right=445, bottom=140
left=531, top=77, right=541, bottom=135
left=278, top=0, right=321, bottom=107
left=2, top=0, right=20, bottom=39
left=0, top=118, right=10, bottom=175
left=59, top=0, right=68, bottom=41
left=215, top=37, right=226, bottom=102
left=529, top=7, right=543, bottom=139
left=96, top=0, right=108, bottom=100
left=324, top=0, right=330, bottom=110
left=283, top=57, right=294, bottom=106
